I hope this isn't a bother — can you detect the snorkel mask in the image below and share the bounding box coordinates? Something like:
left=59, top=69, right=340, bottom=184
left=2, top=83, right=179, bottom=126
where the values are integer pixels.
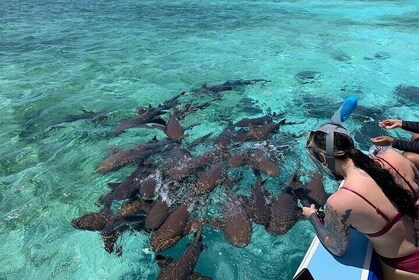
left=305, top=96, right=358, bottom=180
left=306, top=124, right=353, bottom=180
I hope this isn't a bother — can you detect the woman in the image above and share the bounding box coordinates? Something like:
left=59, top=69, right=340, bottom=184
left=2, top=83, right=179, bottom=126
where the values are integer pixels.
left=302, top=123, right=419, bottom=279
left=371, top=119, right=419, bottom=169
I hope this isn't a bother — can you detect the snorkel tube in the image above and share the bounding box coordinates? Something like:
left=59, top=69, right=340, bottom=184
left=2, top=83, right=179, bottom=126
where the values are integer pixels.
left=330, top=96, right=358, bottom=125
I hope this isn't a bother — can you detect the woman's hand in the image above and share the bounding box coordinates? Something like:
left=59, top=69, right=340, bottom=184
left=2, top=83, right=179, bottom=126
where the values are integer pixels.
left=378, top=119, right=402, bottom=130
left=370, top=136, right=394, bottom=146
left=302, top=204, right=318, bottom=218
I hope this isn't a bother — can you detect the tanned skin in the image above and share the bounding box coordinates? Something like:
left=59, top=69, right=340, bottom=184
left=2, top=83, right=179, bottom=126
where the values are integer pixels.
left=307, top=204, right=351, bottom=256
left=303, top=147, right=419, bottom=279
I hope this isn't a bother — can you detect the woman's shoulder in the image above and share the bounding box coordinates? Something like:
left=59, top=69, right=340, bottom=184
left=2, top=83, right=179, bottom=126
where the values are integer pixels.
left=374, top=147, right=418, bottom=186
left=330, top=177, right=374, bottom=201
left=375, top=147, right=402, bottom=158
left=375, top=147, right=408, bottom=167
left=328, top=181, right=361, bottom=208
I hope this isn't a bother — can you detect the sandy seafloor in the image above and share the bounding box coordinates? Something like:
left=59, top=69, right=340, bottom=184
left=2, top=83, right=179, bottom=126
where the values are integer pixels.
left=0, top=0, right=418, bottom=279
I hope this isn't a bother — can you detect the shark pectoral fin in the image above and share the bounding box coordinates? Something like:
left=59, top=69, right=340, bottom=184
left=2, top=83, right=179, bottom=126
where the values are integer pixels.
left=107, top=182, right=121, bottom=189
left=279, top=118, right=286, bottom=125
left=150, top=117, right=166, bottom=126
left=261, top=178, right=268, bottom=185
left=82, top=108, right=97, bottom=114
left=148, top=135, right=159, bottom=143
left=99, top=203, right=112, bottom=217
left=96, top=165, right=109, bottom=174
left=101, top=231, right=121, bottom=254
left=148, top=124, right=165, bottom=131
left=155, top=255, right=173, bottom=269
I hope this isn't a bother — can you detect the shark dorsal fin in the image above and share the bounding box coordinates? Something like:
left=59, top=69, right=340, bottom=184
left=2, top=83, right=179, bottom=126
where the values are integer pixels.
left=107, top=182, right=120, bottom=189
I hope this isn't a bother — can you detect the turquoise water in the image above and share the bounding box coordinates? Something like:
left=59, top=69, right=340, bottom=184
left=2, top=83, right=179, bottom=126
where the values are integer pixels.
left=1, top=0, right=418, bottom=279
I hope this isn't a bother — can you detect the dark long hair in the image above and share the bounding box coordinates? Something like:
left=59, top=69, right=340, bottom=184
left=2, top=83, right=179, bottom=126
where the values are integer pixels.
left=313, top=131, right=417, bottom=219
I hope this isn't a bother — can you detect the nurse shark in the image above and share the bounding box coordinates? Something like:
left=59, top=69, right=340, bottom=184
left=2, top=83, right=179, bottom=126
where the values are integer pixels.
left=192, top=79, right=270, bottom=94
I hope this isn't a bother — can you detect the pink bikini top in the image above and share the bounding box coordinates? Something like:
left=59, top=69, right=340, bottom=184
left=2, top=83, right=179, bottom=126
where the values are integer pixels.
left=341, top=156, right=418, bottom=238
left=341, top=186, right=403, bottom=237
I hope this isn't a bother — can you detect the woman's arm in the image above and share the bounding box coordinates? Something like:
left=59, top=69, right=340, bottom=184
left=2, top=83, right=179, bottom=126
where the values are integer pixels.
left=378, top=119, right=419, bottom=133
left=392, top=139, right=419, bottom=153
left=371, top=135, right=419, bottom=153
left=401, top=121, right=419, bottom=134
left=303, top=199, right=352, bottom=256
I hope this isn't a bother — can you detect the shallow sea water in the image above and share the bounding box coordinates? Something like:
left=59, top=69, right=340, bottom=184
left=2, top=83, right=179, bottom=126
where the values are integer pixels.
left=0, top=0, right=418, bottom=279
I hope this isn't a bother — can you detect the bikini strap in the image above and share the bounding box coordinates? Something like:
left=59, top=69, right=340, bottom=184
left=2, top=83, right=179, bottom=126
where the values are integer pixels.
left=340, top=187, right=390, bottom=221
left=366, top=212, right=403, bottom=237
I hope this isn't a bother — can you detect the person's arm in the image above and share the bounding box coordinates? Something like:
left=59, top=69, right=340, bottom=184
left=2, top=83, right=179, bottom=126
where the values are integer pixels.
left=371, top=135, right=419, bottom=153
left=392, top=139, right=419, bottom=153
left=401, top=121, right=419, bottom=134
left=378, top=119, right=419, bottom=133
left=303, top=198, right=351, bottom=256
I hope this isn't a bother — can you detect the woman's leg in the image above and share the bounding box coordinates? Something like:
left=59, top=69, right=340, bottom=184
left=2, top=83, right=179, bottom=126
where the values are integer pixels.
left=380, top=260, right=419, bottom=280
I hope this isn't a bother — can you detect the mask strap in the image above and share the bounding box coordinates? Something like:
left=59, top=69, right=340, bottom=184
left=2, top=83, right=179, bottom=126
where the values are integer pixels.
left=325, top=128, right=336, bottom=174
left=312, top=123, right=352, bottom=176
